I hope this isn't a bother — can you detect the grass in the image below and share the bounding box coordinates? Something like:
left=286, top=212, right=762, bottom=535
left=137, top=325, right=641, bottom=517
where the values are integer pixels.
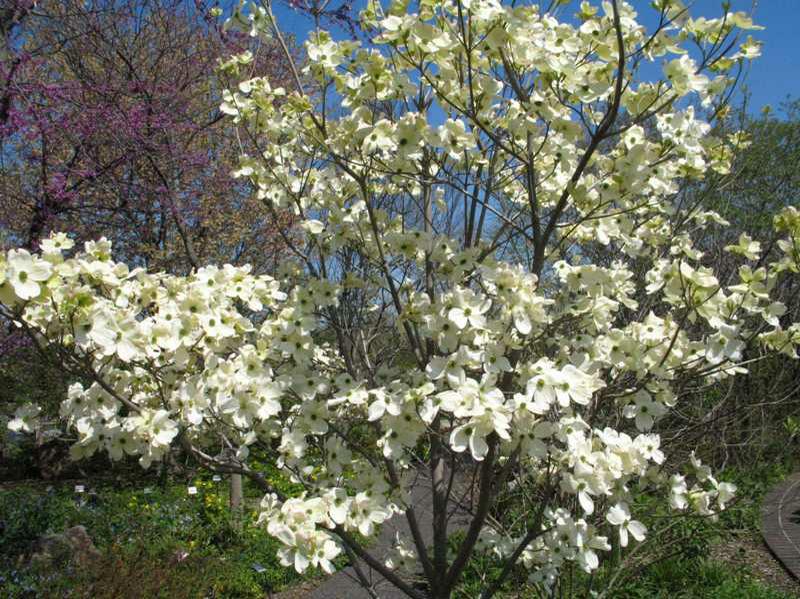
left=603, top=556, right=790, bottom=599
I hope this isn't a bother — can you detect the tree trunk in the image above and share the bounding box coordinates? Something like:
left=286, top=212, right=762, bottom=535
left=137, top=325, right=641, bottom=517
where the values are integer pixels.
left=230, top=473, right=243, bottom=512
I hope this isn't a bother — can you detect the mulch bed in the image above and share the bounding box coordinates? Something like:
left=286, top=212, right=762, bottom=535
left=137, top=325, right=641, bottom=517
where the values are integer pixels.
left=711, top=533, right=800, bottom=597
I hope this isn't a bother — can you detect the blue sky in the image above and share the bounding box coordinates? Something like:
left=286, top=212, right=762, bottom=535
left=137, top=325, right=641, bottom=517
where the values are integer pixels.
left=662, top=0, right=800, bottom=112
left=265, top=0, right=799, bottom=113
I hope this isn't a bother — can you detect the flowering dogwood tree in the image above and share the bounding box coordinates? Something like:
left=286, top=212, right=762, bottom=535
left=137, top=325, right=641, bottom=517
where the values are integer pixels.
left=4, top=0, right=799, bottom=597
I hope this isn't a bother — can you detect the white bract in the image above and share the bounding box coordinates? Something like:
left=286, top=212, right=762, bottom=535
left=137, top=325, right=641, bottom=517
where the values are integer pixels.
left=2, top=1, right=794, bottom=597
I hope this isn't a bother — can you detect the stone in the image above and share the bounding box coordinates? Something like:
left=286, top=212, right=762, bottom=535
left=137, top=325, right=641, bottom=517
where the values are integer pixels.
left=35, top=439, right=78, bottom=480
left=30, top=525, right=100, bottom=569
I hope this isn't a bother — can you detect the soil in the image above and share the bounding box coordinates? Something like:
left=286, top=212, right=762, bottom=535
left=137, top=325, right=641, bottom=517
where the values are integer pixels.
left=711, top=533, right=800, bottom=597
left=272, top=580, right=325, bottom=598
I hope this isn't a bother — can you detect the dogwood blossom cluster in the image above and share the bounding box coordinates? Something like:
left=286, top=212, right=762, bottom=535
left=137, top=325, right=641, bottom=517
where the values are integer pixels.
left=3, top=0, right=796, bottom=594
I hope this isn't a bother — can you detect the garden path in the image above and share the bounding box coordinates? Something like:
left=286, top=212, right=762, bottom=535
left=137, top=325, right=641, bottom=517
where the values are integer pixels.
left=761, top=471, right=800, bottom=581
left=307, top=469, right=472, bottom=599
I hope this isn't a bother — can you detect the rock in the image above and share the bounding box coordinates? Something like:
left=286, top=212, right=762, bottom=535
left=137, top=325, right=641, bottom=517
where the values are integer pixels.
left=30, top=525, right=100, bottom=569
left=35, top=438, right=78, bottom=480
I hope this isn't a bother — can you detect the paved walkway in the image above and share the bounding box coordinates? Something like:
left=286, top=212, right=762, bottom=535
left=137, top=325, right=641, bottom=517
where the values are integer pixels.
left=308, top=470, right=472, bottom=599
left=761, top=472, right=800, bottom=580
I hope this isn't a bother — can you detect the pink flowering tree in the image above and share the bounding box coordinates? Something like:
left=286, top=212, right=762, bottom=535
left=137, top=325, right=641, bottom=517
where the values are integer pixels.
left=0, top=0, right=293, bottom=272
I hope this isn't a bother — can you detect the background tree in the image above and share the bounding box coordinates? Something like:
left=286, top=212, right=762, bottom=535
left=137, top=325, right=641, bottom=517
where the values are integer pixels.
left=0, top=0, right=294, bottom=272
left=658, top=98, right=800, bottom=468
